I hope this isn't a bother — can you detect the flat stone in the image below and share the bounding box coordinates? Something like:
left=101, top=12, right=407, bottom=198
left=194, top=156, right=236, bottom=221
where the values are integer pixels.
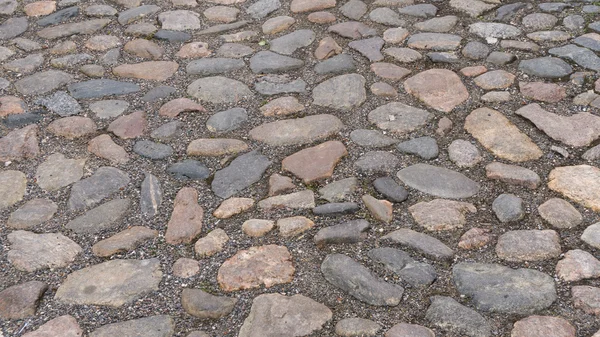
left=276, top=216, right=313, bottom=237
left=108, top=111, right=146, bottom=139
left=0, top=125, right=39, bottom=162
left=0, top=0, right=17, bottom=15
left=448, top=140, right=482, bottom=168
left=37, top=6, right=78, bottom=26
left=396, top=136, right=438, bottom=160
left=124, top=39, right=164, bottom=59
left=139, top=173, right=162, bottom=218
left=469, top=22, right=522, bottom=39
left=151, top=121, right=183, bottom=141
left=206, top=108, right=248, bottom=133
left=159, top=98, right=205, bottom=118
left=172, top=258, right=200, bottom=278
left=168, top=160, right=210, bottom=180
left=328, top=21, right=377, bottom=39
left=538, top=198, right=582, bottom=229
left=373, top=176, right=408, bottom=202
left=187, top=76, right=253, bottom=104
left=408, top=33, right=461, bottom=51
left=519, top=57, right=573, bottom=79
left=218, top=245, right=294, bottom=291
left=465, top=107, right=543, bottom=162
left=368, top=247, right=437, bottom=286
left=350, top=129, right=398, bottom=148
left=354, top=151, right=399, bottom=174
left=158, top=10, right=200, bottom=30
left=384, top=47, right=423, bottom=63
left=453, top=262, right=557, bottom=314
left=283, top=141, right=347, bottom=183
left=520, top=82, right=566, bottom=103
left=314, top=54, right=356, bottom=75
left=308, top=11, right=336, bottom=23
left=516, top=103, right=600, bottom=147
left=0, top=17, right=28, bottom=40
left=291, top=0, right=335, bottom=13
left=313, top=202, right=359, bottom=216
left=386, top=323, right=435, bottom=337
left=397, top=163, right=479, bottom=199
left=260, top=96, right=304, bottom=116
left=383, top=27, right=409, bottom=44
left=250, top=114, right=343, bottom=146
left=450, top=0, right=495, bottom=17
left=68, top=79, right=140, bottom=99
left=458, top=228, right=491, bottom=250
left=319, top=177, right=358, bottom=202
left=258, top=190, right=315, bottom=211
left=8, top=198, right=57, bottom=229
left=404, top=69, right=468, bottom=112
left=572, top=286, right=600, bottom=316
left=37, top=19, right=111, bottom=39
left=4, top=54, right=44, bottom=74
left=89, top=316, right=173, bottom=337
left=321, top=254, right=403, bottom=306
left=187, top=58, right=246, bottom=76
left=195, top=228, right=229, bottom=257
left=48, top=116, right=96, bottom=139
left=68, top=166, right=130, bottom=211
left=501, top=40, right=540, bottom=51
left=35, top=153, right=85, bottom=191
left=188, top=138, right=248, bottom=157
left=133, top=140, right=173, bottom=159
left=485, top=162, right=540, bottom=189
left=176, top=42, right=211, bottom=58
left=370, top=63, right=411, bottom=81
left=349, top=37, right=385, bottom=61
left=92, top=226, right=157, bottom=257
left=182, top=288, right=237, bottom=319
left=528, top=31, right=571, bottom=42
left=556, top=249, right=600, bottom=282
left=213, top=198, right=254, bottom=218
left=414, top=16, right=458, bottom=32
left=7, top=230, right=81, bottom=272
left=269, top=29, right=315, bottom=55
left=238, top=294, right=332, bottom=337
left=165, top=187, right=203, bottom=244
left=15, top=70, right=73, bottom=96
left=314, top=219, right=369, bottom=247
left=362, top=195, right=393, bottom=223
left=0, top=281, right=47, bottom=320
left=242, top=219, right=275, bottom=237
left=370, top=7, right=404, bottom=25
left=341, top=0, right=367, bottom=20
left=204, top=5, right=239, bottom=23
left=368, top=102, right=432, bottom=135
left=335, top=318, right=380, bottom=337
left=211, top=151, right=271, bottom=198
left=55, top=259, right=161, bottom=307
left=313, top=74, right=366, bottom=110
left=549, top=165, right=600, bottom=211
left=492, top=193, right=524, bottom=222
left=88, top=134, right=129, bottom=164
left=216, top=43, right=254, bottom=58
left=0, top=170, right=26, bottom=210
left=382, top=228, right=454, bottom=260
left=22, top=315, right=82, bottom=337
left=66, top=199, right=130, bottom=234
left=113, top=61, right=178, bottom=81
left=511, top=316, right=575, bottom=337
left=85, top=4, right=117, bottom=16
left=425, top=296, right=491, bottom=337
left=409, top=199, right=476, bottom=231
left=255, top=76, right=307, bottom=95
left=582, top=223, right=600, bottom=249
left=496, top=230, right=561, bottom=262
left=473, top=70, right=515, bottom=90
left=398, top=4, right=437, bottom=17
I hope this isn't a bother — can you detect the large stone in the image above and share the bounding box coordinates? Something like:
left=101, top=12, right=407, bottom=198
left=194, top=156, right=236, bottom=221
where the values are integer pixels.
left=425, top=296, right=491, bottom=337
left=187, top=76, right=253, bottom=104
left=291, top=0, right=336, bottom=13
left=465, top=108, right=542, bottom=162
left=68, top=79, right=140, bottom=99
left=511, top=316, right=576, bottom=337
left=313, top=74, right=366, bottom=110
left=165, top=187, right=203, bottom=244
left=403, top=69, right=468, bottom=112
left=572, top=285, right=600, bottom=316
left=396, top=164, right=479, bottom=199
left=549, top=44, right=600, bottom=72
left=538, top=198, right=582, bottom=229
left=8, top=198, right=57, bottom=229
left=113, top=61, right=178, bottom=81
left=158, top=10, right=201, bottom=30
left=107, top=111, right=146, bottom=139
left=37, top=19, right=111, bottom=39
left=496, top=230, right=561, bottom=262
left=217, top=245, right=294, bottom=291
left=277, top=216, right=314, bottom=237
left=249, top=51, right=303, bottom=74
left=556, top=249, right=600, bottom=282
left=187, top=58, right=246, bottom=76
left=453, top=262, right=557, bottom=314
left=0, top=281, right=47, bottom=320
left=211, top=151, right=271, bottom=198
left=92, top=226, right=158, bottom=257
left=382, top=228, right=454, bottom=261
left=0, top=124, right=39, bottom=162
left=409, top=199, right=476, bottom=231
left=485, top=162, right=540, bottom=189
left=0, top=17, right=28, bottom=40
left=14, top=70, right=72, bottom=95
left=368, top=102, right=432, bottom=135
left=0, top=170, right=27, bottom=210
left=188, top=138, right=248, bottom=157
left=548, top=165, right=600, bottom=211
left=48, top=117, right=97, bottom=139
left=22, top=315, right=82, bottom=337
left=282, top=141, right=347, bottom=183
left=90, top=316, right=174, bottom=337
left=335, top=318, right=380, bottom=337
left=518, top=57, right=573, bottom=79
left=35, top=153, right=85, bottom=191
left=582, top=223, right=600, bottom=249
left=469, top=22, right=522, bottom=38
left=68, top=167, right=130, bottom=210
left=7, top=230, right=82, bottom=272
left=181, top=288, right=237, bottom=319
left=238, top=294, right=332, bottom=337
left=88, top=134, right=130, bottom=164
left=195, top=228, right=229, bottom=257
left=270, top=29, right=315, bottom=55
left=66, top=199, right=131, bottom=234
left=321, top=254, right=404, bottom=306
left=250, top=114, right=343, bottom=146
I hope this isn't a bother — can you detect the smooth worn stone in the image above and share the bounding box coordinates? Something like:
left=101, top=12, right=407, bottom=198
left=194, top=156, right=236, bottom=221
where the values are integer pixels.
left=459, top=228, right=491, bottom=250
left=166, top=187, right=203, bottom=245
left=485, top=162, right=540, bottom=189
left=314, top=54, right=356, bottom=74
left=0, top=125, right=39, bottom=162
left=55, top=259, right=161, bottom=307
left=113, top=61, right=178, bottom=81
left=549, top=165, right=600, bottom=211
left=4, top=54, right=44, bottom=74
left=204, top=5, right=239, bottom=23
left=283, top=141, right=347, bottom=183
left=465, top=107, right=542, bottom=162
left=469, top=22, right=522, bottom=39
left=22, top=315, right=82, bottom=337
left=212, top=151, right=271, bottom=198
left=369, top=7, right=404, bottom=26
left=528, top=31, right=571, bottom=42
left=335, top=318, right=380, bottom=337
left=140, top=173, right=162, bottom=218
left=195, top=228, right=229, bottom=257
left=519, top=57, right=573, bottom=79
left=408, top=33, right=461, bottom=51
left=414, top=15, right=457, bottom=32
left=159, top=98, right=205, bottom=118
left=488, top=52, right=519, bottom=65
left=462, top=41, right=489, bottom=60
left=473, top=70, right=515, bottom=90
left=187, top=58, right=245, bottom=76
left=196, top=21, right=249, bottom=36
left=481, top=91, right=511, bottom=103
left=341, top=0, right=366, bottom=19
left=151, top=121, right=183, bottom=141
left=7, top=230, right=81, bottom=272
left=242, top=219, right=275, bottom=237
left=308, top=11, right=336, bottom=23
left=92, top=226, right=157, bottom=257
left=319, top=177, right=358, bottom=202
left=492, top=193, right=524, bottom=222
left=409, top=199, right=476, bottom=231
left=453, top=262, right=556, bottom=314
left=188, top=138, right=248, bottom=157
left=572, top=286, right=600, bottom=316
left=262, top=16, right=295, bottom=34
left=427, top=52, right=460, bottom=64
left=68, top=79, right=140, bottom=99
left=322, top=254, right=403, bottom=306
left=539, top=198, right=582, bottom=229
left=277, top=216, right=314, bottom=237
left=350, top=129, right=398, bottom=148
left=556, top=249, right=600, bottom=282
left=516, top=103, right=600, bottom=147
left=187, top=76, right=253, bottom=104
left=349, top=37, right=384, bottom=61
left=158, top=10, right=200, bottom=30
left=313, top=74, right=366, bottom=110
left=35, top=153, right=84, bottom=191
left=398, top=3, right=436, bottom=17
left=213, top=198, right=254, bottom=219
left=404, top=69, right=468, bottom=112
left=368, top=247, right=437, bottom=286
left=362, top=194, right=393, bottom=223
left=15, top=70, right=73, bottom=96
left=216, top=43, right=253, bottom=58
left=218, top=245, right=294, bottom=291
left=0, top=170, right=26, bottom=210
left=220, top=30, right=257, bottom=42
left=85, top=35, right=120, bottom=51
left=260, top=96, right=304, bottom=116
left=250, top=114, right=343, bottom=146
left=386, top=323, right=435, bottom=337
left=66, top=199, right=130, bottom=234
left=451, top=0, right=495, bottom=17
left=255, top=76, right=307, bottom=95
left=117, top=4, right=160, bottom=25
left=206, top=108, right=247, bottom=133
left=90, top=316, right=173, bottom=337
left=107, top=111, right=146, bottom=139
left=85, top=4, right=117, bottom=16
left=68, top=166, right=129, bottom=211
left=383, top=228, right=454, bottom=260
left=368, top=102, right=432, bottom=135
left=538, top=2, right=568, bottom=12
left=448, top=140, right=482, bottom=168
left=0, top=281, right=47, bottom=320
left=8, top=198, right=57, bottom=229
left=267, top=174, right=292, bottom=194
left=133, top=140, right=173, bottom=160
left=436, top=117, right=453, bottom=136
left=397, top=163, right=479, bottom=199
left=291, top=0, right=335, bottom=13
left=500, top=40, right=540, bottom=52
left=168, top=160, right=210, bottom=180
left=176, top=41, right=211, bottom=58
left=239, top=294, right=332, bottom=337
left=124, top=39, right=163, bottom=59
left=88, top=134, right=129, bottom=164
left=354, top=151, right=399, bottom=174
left=314, top=219, right=369, bottom=247
left=522, top=13, right=558, bottom=31
left=48, top=116, right=96, bottom=139
left=520, top=82, right=566, bottom=103
left=425, top=296, right=491, bottom=337
left=370, top=63, right=410, bottom=81
left=80, top=64, right=105, bottom=77
left=269, top=29, right=315, bottom=55
left=328, top=21, right=377, bottom=39
left=315, top=37, right=342, bottom=59
left=574, top=33, right=600, bottom=52
left=582, top=223, right=600, bottom=249
left=0, top=0, right=17, bottom=15
left=383, top=28, right=409, bottom=45
left=258, top=190, right=315, bottom=211
left=396, top=137, right=438, bottom=160
left=496, top=230, right=561, bottom=262
left=182, top=288, right=237, bottom=319
left=511, top=316, right=576, bottom=337
left=37, top=19, right=111, bottom=39
left=172, top=258, right=200, bottom=278
left=373, top=177, right=408, bottom=202
left=0, top=17, right=28, bottom=40
left=125, top=23, right=158, bottom=37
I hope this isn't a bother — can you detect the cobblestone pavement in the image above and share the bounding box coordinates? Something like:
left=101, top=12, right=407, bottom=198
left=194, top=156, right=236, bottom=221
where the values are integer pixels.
left=1, top=0, right=600, bottom=336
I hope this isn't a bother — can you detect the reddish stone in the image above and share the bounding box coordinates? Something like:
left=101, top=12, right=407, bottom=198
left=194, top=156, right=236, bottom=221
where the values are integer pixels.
left=282, top=141, right=347, bottom=183
left=165, top=187, right=204, bottom=244
left=113, top=61, right=179, bottom=81
left=277, top=216, right=314, bottom=237
left=213, top=197, right=254, bottom=219
left=473, top=70, right=516, bottom=90
left=24, top=1, right=56, bottom=16
left=92, top=226, right=158, bottom=257
left=370, top=82, right=397, bottom=97
left=194, top=228, right=229, bottom=257
left=0, top=96, right=26, bottom=117
left=187, top=138, right=248, bottom=156
left=314, top=37, right=342, bottom=59
left=88, top=134, right=129, bottom=164
left=268, top=173, right=295, bottom=196
left=108, top=111, right=147, bottom=139
left=176, top=42, right=211, bottom=58
left=124, top=39, right=164, bottom=59
left=404, top=69, right=469, bottom=112
left=0, top=125, right=40, bottom=162
left=458, top=227, right=491, bottom=249
left=307, top=11, right=336, bottom=23
left=556, top=249, right=600, bottom=282
left=572, top=285, right=600, bottom=316
left=260, top=97, right=304, bottom=116
left=47, top=116, right=97, bottom=139
left=460, top=65, right=487, bottom=77
left=262, top=16, right=295, bottom=34
left=511, top=316, right=575, bottom=337
left=520, top=81, right=567, bottom=103
left=22, top=315, right=82, bottom=337
left=0, top=281, right=47, bottom=320
left=371, top=63, right=411, bottom=81
left=172, top=258, right=200, bottom=278
left=291, top=0, right=336, bottom=13
left=159, top=97, right=205, bottom=117
left=362, top=194, right=393, bottom=223
left=85, top=35, right=120, bottom=51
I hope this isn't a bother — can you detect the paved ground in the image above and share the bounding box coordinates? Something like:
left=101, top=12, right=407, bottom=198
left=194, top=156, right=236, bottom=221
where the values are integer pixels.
left=1, top=0, right=600, bottom=336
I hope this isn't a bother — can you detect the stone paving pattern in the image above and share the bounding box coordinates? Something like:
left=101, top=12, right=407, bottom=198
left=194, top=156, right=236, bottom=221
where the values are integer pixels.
left=1, top=0, right=600, bottom=336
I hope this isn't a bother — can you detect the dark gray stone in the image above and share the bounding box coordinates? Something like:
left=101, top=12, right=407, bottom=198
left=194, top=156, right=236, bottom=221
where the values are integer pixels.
left=140, top=173, right=162, bottom=218
left=396, top=164, right=479, bottom=199
left=350, top=129, right=398, bottom=148
left=0, top=17, right=28, bottom=40
left=36, top=91, right=81, bottom=116
left=519, top=57, right=573, bottom=78
left=270, top=29, right=315, bottom=55
left=133, top=140, right=173, bottom=159
left=168, top=160, right=210, bottom=180
left=206, top=108, right=248, bottom=133
left=590, top=21, right=600, bottom=33
left=181, top=288, right=237, bottom=319
left=427, top=52, right=459, bottom=63
left=549, top=44, right=600, bottom=72
left=37, top=7, right=78, bottom=26
left=186, top=58, right=245, bottom=76
left=3, top=113, right=43, bottom=129
left=249, top=51, right=304, bottom=74
left=212, top=151, right=272, bottom=198
left=538, top=2, right=570, bottom=12
left=68, top=167, right=130, bottom=211
left=425, top=296, right=491, bottom=337
left=382, top=228, right=454, bottom=260
left=369, top=247, right=436, bottom=286
left=452, top=262, right=557, bottom=314
left=313, top=202, right=360, bottom=216
left=68, top=80, right=140, bottom=99
left=495, top=2, right=526, bottom=21
left=142, top=85, right=176, bottom=102
left=314, top=54, right=356, bottom=75
left=117, top=5, right=160, bottom=25
left=321, top=254, right=404, bottom=306
left=314, top=220, right=369, bottom=247
left=492, top=193, right=524, bottom=222
left=373, top=177, right=408, bottom=203
left=66, top=199, right=131, bottom=234
left=154, top=30, right=191, bottom=42
left=396, top=136, right=438, bottom=160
